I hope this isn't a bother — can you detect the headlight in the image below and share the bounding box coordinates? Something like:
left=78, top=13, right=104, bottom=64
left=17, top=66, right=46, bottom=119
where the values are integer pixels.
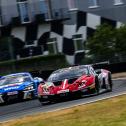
left=43, top=87, right=50, bottom=93
left=82, top=80, right=87, bottom=84
left=79, top=80, right=87, bottom=88
left=24, top=85, right=34, bottom=91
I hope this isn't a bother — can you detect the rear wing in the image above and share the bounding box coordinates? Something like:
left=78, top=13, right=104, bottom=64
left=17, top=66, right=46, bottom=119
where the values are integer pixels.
left=92, top=61, right=110, bottom=66
left=91, top=61, right=110, bottom=70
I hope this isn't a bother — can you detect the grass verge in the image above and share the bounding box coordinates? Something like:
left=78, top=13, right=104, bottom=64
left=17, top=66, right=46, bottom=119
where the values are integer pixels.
left=1, top=94, right=126, bottom=126
left=112, top=72, right=126, bottom=79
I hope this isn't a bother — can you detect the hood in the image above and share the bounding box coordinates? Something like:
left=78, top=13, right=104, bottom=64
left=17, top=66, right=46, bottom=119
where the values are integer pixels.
left=0, top=81, right=33, bottom=93
left=52, top=79, right=69, bottom=93
left=40, top=75, right=94, bottom=95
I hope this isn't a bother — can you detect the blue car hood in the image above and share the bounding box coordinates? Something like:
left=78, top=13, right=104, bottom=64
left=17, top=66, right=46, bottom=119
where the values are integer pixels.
left=0, top=81, right=33, bottom=93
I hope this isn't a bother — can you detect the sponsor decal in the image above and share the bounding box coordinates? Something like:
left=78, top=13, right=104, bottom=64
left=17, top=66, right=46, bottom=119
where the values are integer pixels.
left=4, top=86, right=19, bottom=91
left=43, top=95, right=48, bottom=99
left=7, top=91, right=18, bottom=95
left=89, top=83, right=95, bottom=89
left=57, top=89, right=69, bottom=94
left=81, top=88, right=88, bottom=92
left=0, top=83, right=22, bottom=89
left=63, top=79, right=67, bottom=89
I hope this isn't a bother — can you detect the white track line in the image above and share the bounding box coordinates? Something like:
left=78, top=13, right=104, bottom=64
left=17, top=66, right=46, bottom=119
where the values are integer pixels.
left=113, top=78, right=126, bottom=80
left=46, top=91, right=126, bottom=113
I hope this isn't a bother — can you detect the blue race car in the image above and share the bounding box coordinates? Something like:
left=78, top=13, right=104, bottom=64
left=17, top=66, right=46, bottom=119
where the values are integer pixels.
left=0, top=72, right=42, bottom=103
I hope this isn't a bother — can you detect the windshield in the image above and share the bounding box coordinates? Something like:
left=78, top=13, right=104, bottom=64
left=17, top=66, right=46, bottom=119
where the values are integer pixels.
left=47, top=66, right=89, bottom=82
left=0, top=75, right=32, bottom=86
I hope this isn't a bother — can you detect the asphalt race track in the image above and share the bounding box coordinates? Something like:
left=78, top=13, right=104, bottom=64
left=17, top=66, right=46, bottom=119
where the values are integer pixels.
left=0, top=79, right=126, bottom=122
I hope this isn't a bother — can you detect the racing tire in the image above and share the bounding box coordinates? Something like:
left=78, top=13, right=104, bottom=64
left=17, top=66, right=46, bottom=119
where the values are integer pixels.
left=38, top=99, right=45, bottom=106
left=38, top=97, right=44, bottom=105
left=108, top=73, right=113, bottom=91
left=102, top=78, right=107, bottom=89
left=95, top=76, right=100, bottom=94
left=38, top=97, right=52, bottom=105
left=40, top=102, right=48, bottom=106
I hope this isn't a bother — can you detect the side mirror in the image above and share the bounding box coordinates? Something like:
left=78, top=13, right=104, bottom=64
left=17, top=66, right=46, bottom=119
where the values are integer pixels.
left=33, top=77, right=44, bottom=83
left=95, top=69, right=101, bottom=75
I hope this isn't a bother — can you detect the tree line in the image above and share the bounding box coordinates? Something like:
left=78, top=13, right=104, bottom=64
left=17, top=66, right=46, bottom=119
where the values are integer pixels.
left=85, top=23, right=126, bottom=63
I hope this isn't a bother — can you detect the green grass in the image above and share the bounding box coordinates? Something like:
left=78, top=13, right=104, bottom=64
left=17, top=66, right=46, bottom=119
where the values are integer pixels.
left=1, top=94, right=126, bottom=126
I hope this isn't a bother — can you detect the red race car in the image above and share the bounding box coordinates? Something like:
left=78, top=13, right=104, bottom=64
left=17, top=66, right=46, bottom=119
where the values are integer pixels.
left=37, top=65, right=113, bottom=104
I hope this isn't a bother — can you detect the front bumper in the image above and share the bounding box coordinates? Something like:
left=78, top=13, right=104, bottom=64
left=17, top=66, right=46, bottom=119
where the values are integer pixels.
left=0, top=94, right=4, bottom=103
left=0, top=89, right=35, bottom=103
left=23, top=89, right=35, bottom=99
left=38, top=88, right=89, bottom=103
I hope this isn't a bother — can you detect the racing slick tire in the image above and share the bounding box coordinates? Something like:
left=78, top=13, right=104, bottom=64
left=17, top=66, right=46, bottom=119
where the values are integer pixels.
left=38, top=96, right=53, bottom=105
left=108, top=73, right=113, bottom=91
left=102, top=78, right=107, bottom=89
left=38, top=97, right=45, bottom=105
left=38, top=98, right=46, bottom=105
left=95, top=76, right=100, bottom=94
